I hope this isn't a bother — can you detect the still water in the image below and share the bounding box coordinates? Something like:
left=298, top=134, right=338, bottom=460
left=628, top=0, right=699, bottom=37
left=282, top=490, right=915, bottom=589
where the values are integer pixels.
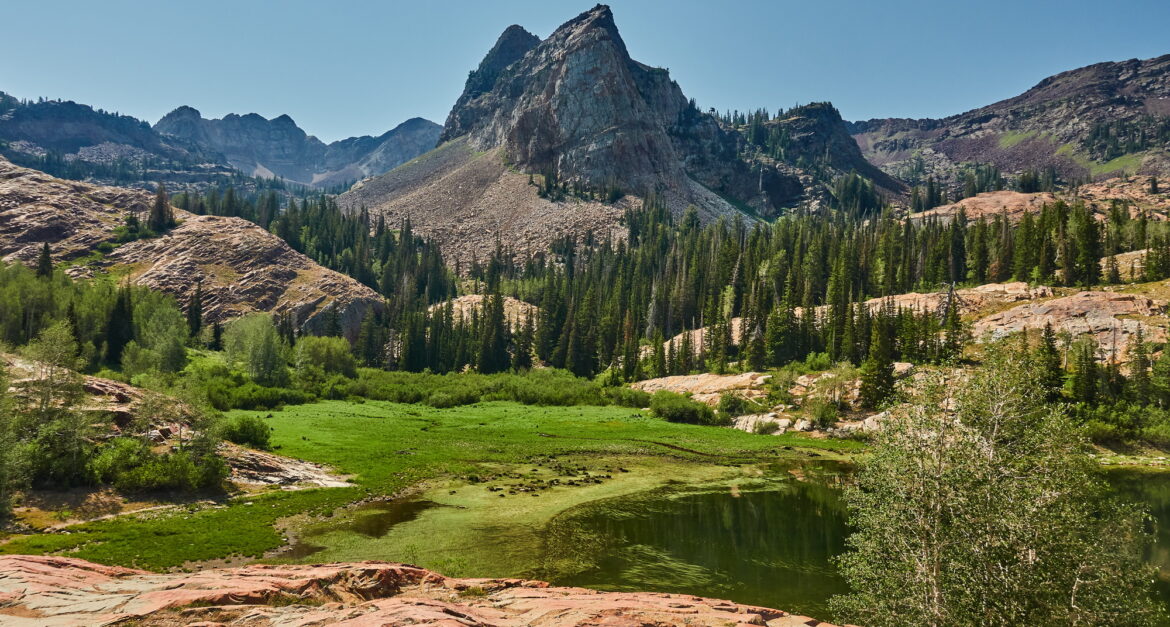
left=283, top=463, right=1170, bottom=619
left=536, top=462, right=850, bottom=619
left=536, top=464, right=1170, bottom=620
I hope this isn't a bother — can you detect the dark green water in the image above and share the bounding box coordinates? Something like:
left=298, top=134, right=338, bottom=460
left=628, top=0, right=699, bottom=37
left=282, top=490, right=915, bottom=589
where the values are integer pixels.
left=1104, top=469, right=1170, bottom=603
left=537, top=464, right=1170, bottom=620
left=537, top=463, right=851, bottom=619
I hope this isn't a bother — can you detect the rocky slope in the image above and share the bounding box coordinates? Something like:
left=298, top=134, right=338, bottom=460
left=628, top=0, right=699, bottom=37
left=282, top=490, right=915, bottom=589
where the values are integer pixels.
left=0, top=555, right=843, bottom=626
left=850, top=55, right=1170, bottom=186
left=154, top=107, right=441, bottom=187
left=913, top=175, right=1170, bottom=223
left=0, top=157, right=382, bottom=338
left=340, top=5, right=898, bottom=260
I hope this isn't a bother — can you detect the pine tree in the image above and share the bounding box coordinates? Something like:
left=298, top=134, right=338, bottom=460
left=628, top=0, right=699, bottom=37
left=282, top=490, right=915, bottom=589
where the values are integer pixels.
left=1070, top=339, right=1099, bottom=404
left=1128, top=325, right=1151, bottom=404
left=859, top=314, right=895, bottom=409
left=1034, top=323, right=1064, bottom=401
left=147, top=183, right=175, bottom=233
left=104, top=285, right=134, bottom=366
left=512, top=313, right=534, bottom=371
left=35, top=242, right=53, bottom=278
left=186, top=282, right=203, bottom=340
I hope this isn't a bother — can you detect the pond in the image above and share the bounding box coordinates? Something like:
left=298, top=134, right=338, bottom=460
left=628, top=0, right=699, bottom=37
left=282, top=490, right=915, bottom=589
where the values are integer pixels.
left=279, top=461, right=1170, bottom=620
left=536, top=461, right=850, bottom=619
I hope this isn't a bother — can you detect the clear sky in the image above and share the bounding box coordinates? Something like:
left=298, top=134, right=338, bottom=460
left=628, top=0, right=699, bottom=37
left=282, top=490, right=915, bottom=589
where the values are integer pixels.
left=4, top=0, right=1168, bottom=143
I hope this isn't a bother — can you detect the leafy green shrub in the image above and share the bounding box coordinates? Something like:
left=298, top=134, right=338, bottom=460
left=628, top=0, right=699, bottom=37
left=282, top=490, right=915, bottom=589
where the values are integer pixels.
left=222, top=415, right=271, bottom=450
left=717, top=392, right=759, bottom=418
left=753, top=421, right=781, bottom=435
left=604, top=386, right=652, bottom=408
left=650, top=391, right=724, bottom=425
left=204, top=379, right=314, bottom=411
left=805, top=399, right=839, bottom=428
left=426, top=389, right=478, bottom=409
left=87, top=438, right=152, bottom=484
left=351, top=369, right=607, bottom=407
left=86, top=436, right=227, bottom=493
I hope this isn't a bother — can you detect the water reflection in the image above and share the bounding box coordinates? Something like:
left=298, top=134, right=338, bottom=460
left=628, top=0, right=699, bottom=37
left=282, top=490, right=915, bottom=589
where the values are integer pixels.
left=539, top=468, right=850, bottom=619
left=279, top=498, right=443, bottom=559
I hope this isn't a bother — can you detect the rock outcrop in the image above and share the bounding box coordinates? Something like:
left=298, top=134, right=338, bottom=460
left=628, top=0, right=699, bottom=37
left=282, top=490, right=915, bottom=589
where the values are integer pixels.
left=972, top=290, right=1166, bottom=359
left=850, top=54, right=1170, bottom=185
left=0, top=555, right=844, bottom=626
left=154, top=107, right=441, bottom=187
left=912, top=176, right=1170, bottom=223
left=632, top=372, right=772, bottom=406
left=0, top=157, right=383, bottom=338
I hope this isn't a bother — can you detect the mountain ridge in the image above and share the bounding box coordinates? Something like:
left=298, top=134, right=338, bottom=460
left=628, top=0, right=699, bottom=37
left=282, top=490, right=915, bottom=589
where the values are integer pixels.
left=849, top=54, right=1170, bottom=186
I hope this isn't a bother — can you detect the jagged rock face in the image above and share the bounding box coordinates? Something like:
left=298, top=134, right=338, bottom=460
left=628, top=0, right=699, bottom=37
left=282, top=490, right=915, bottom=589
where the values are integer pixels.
left=154, top=107, right=441, bottom=187
left=435, top=4, right=825, bottom=218
left=446, top=6, right=694, bottom=199
left=0, top=555, right=846, bottom=626
left=850, top=54, right=1170, bottom=183
left=0, top=157, right=382, bottom=339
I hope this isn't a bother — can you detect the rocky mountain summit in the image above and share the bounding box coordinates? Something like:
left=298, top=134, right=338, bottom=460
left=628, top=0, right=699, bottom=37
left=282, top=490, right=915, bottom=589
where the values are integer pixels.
left=0, top=555, right=843, bottom=626
left=154, top=107, right=441, bottom=187
left=0, top=157, right=382, bottom=338
left=340, top=5, right=895, bottom=261
left=850, top=54, right=1170, bottom=184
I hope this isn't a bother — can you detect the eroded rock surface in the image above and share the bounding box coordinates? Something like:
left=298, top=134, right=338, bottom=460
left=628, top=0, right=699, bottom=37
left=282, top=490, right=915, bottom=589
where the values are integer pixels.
left=972, top=290, right=1166, bottom=358
left=632, top=372, right=771, bottom=406
left=0, top=555, right=844, bottom=626
left=0, top=157, right=383, bottom=338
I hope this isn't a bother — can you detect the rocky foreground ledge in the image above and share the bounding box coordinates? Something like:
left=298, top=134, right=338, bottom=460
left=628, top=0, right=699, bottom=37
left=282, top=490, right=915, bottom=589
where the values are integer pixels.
left=0, top=555, right=844, bottom=626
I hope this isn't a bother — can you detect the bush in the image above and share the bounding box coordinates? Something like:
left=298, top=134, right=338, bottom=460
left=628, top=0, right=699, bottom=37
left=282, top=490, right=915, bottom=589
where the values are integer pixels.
left=87, top=438, right=152, bottom=484
left=604, top=386, right=652, bottom=408
left=717, top=392, right=760, bottom=418
left=650, top=391, right=725, bottom=426
left=805, top=399, right=839, bottom=428
left=223, top=415, right=271, bottom=450
left=204, top=379, right=315, bottom=411
left=753, top=421, right=781, bottom=435
left=351, top=368, right=608, bottom=408
left=86, top=436, right=227, bottom=493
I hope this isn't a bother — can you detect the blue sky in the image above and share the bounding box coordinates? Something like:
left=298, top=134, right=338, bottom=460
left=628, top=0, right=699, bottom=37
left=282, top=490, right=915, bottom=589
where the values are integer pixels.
left=4, top=0, right=1168, bottom=142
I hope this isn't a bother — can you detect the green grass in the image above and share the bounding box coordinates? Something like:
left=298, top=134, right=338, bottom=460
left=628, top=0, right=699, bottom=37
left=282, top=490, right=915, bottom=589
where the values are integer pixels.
left=0, top=400, right=857, bottom=571
left=998, top=130, right=1039, bottom=149
left=1088, top=152, right=1146, bottom=177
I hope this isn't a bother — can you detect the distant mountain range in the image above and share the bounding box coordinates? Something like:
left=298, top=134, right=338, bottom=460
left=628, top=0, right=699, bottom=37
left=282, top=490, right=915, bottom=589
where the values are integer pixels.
left=0, top=91, right=440, bottom=189
left=849, top=54, right=1170, bottom=186
left=154, top=107, right=440, bottom=187
left=1, top=3, right=1166, bottom=234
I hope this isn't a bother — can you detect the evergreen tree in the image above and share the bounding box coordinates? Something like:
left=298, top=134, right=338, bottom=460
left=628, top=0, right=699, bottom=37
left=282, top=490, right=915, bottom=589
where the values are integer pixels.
left=35, top=242, right=53, bottom=278
left=1070, top=339, right=1099, bottom=404
left=104, top=285, right=134, bottom=366
left=186, top=282, right=203, bottom=339
left=147, top=183, right=175, bottom=233
left=1034, top=323, right=1064, bottom=401
left=859, top=313, right=895, bottom=409
left=1127, top=325, right=1151, bottom=404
